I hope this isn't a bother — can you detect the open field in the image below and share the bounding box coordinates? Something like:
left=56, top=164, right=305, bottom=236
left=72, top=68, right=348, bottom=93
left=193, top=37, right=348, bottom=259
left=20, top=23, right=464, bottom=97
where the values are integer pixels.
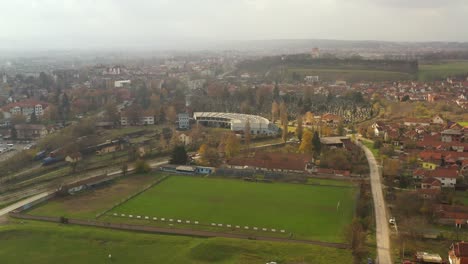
left=306, top=178, right=356, bottom=187
left=287, top=68, right=414, bottom=82
left=0, top=220, right=353, bottom=264
left=28, top=174, right=159, bottom=219
left=419, top=60, right=468, bottom=81
left=108, top=176, right=357, bottom=242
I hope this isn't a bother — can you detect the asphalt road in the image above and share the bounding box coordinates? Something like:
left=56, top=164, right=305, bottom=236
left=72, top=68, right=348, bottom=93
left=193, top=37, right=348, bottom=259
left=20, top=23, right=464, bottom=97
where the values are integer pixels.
left=359, top=142, right=392, bottom=264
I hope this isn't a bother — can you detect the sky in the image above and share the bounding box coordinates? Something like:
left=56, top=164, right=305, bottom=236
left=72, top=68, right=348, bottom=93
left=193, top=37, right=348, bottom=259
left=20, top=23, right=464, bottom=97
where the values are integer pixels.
left=0, top=0, right=467, bottom=50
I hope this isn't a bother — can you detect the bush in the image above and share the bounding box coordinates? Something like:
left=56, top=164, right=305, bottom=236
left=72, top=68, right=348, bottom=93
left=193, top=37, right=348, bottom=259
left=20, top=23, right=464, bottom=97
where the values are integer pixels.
left=135, top=159, right=151, bottom=174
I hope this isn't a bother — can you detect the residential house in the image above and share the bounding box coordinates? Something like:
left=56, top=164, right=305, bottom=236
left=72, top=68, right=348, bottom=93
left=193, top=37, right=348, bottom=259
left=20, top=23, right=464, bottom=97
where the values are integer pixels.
left=321, top=113, right=342, bottom=125
left=65, top=152, right=82, bottom=163
left=428, top=167, right=459, bottom=187
left=320, top=136, right=349, bottom=149
left=421, top=177, right=441, bottom=190
left=404, top=118, right=431, bottom=127
left=120, top=110, right=154, bottom=126
left=449, top=241, right=468, bottom=264
left=422, top=161, right=438, bottom=170
left=14, top=124, right=47, bottom=139
left=432, top=115, right=445, bottom=125
left=441, top=129, right=463, bottom=143
left=177, top=113, right=190, bottom=130
left=2, top=99, right=48, bottom=119
left=178, top=133, right=192, bottom=146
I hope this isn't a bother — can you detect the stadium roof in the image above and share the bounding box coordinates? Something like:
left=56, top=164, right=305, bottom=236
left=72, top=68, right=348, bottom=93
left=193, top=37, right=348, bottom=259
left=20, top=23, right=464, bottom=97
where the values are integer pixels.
left=193, top=112, right=271, bottom=127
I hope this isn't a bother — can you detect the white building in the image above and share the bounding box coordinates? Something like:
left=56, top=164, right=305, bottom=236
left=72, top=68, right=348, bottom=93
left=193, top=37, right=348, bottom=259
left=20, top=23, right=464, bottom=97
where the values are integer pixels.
left=2, top=99, right=47, bottom=118
left=177, top=113, right=190, bottom=130
left=193, top=112, right=279, bottom=136
left=114, top=80, right=131, bottom=88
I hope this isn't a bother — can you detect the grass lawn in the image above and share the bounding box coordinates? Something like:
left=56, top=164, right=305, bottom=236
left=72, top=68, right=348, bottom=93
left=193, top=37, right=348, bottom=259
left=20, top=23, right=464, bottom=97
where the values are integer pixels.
left=361, top=138, right=379, bottom=158
left=306, top=177, right=355, bottom=187
left=109, top=176, right=357, bottom=242
left=455, top=191, right=468, bottom=206
left=28, top=174, right=159, bottom=219
left=419, top=61, right=468, bottom=81
left=0, top=220, right=353, bottom=264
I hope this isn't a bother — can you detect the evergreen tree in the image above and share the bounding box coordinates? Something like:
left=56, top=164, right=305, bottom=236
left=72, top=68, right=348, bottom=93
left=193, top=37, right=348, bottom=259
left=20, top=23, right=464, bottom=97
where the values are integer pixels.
left=296, top=115, right=303, bottom=141
left=312, top=131, right=321, bottom=155
left=170, top=145, right=188, bottom=164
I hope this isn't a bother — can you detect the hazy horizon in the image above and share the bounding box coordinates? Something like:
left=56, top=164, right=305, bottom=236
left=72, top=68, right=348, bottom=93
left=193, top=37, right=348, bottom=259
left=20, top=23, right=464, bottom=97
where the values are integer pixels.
left=1, top=0, right=468, bottom=51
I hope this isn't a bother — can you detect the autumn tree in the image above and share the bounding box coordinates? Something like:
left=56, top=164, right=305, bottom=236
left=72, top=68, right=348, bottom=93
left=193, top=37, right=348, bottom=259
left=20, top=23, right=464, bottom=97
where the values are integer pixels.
left=166, top=105, right=177, bottom=125
left=305, top=111, right=314, bottom=125
left=282, top=122, right=288, bottom=143
left=169, top=130, right=181, bottom=147
left=224, top=133, right=240, bottom=159
left=383, top=158, right=401, bottom=177
left=10, top=114, right=26, bottom=125
left=271, top=101, right=279, bottom=123
left=240, top=100, right=251, bottom=114
left=298, top=129, right=313, bottom=153
left=126, top=104, right=142, bottom=125
left=337, top=122, right=345, bottom=136
left=198, top=144, right=221, bottom=167
left=296, top=115, right=303, bottom=141
left=320, top=149, right=351, bottom=170
left=104, top=102, right=120, bottom=124
left=279, top=101, right=287, bottom=125
left=345, top=219, right=368, bottom=264
left=159, top=133, right=167, bottom=150
left=244, top=119, right=251, bottom=149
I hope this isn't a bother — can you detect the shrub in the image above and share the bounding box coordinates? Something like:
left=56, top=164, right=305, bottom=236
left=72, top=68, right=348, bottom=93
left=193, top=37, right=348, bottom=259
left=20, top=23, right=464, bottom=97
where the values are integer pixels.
left=135, top=159, right=151, bottom=174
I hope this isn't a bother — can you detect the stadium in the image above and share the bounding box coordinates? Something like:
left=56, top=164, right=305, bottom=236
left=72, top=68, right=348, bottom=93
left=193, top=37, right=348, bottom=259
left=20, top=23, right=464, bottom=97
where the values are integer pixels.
left=193, top=112, right=279, bottom=136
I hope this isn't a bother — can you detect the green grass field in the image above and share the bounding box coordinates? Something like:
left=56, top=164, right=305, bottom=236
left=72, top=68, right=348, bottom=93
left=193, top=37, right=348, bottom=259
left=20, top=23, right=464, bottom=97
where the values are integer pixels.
left=459, top=122, right=468, bottom=127
left=306, top=178, right=355, bottom=187
left=109, top=176, right=357, bottom=242
left=0, top=220, right=352, bottom=264
left=419, top=61, right=468, bottom=81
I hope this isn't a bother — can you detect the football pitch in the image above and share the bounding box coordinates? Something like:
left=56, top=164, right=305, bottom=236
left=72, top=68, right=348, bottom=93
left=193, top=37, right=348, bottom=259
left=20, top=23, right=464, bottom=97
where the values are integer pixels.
left=108, top=176, right=357, bottom=242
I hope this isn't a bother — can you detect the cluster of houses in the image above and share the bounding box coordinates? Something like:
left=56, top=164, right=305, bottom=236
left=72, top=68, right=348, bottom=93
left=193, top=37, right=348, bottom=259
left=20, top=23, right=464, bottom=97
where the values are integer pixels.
left=370, top=115, right=467, bottom=198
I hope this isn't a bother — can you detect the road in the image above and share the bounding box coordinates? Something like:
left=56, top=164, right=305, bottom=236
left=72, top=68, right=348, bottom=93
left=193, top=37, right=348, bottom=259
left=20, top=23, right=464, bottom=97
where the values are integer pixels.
left=0, top=192, right=50, bottom=216
left=359, top=141, right=392, bottom=264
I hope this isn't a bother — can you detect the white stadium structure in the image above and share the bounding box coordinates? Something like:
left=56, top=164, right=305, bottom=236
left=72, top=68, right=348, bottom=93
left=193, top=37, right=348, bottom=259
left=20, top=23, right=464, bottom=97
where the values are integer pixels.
left=193, top=112, right=279, bottom=136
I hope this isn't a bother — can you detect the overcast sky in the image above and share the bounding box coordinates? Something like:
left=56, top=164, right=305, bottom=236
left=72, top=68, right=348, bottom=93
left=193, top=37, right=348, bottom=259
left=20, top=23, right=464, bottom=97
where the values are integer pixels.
left=1, top=0, right=467, bottom=50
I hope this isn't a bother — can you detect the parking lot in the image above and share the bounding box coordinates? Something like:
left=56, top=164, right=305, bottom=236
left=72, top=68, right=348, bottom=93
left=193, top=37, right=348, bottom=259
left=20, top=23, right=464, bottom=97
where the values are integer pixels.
left=0, top=140, right=32, bottom=162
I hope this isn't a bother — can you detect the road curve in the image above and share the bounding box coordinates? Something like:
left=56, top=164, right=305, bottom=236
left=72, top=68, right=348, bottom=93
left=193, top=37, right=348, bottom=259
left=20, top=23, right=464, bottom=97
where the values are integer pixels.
left=359, top=142, right=392, bottom=264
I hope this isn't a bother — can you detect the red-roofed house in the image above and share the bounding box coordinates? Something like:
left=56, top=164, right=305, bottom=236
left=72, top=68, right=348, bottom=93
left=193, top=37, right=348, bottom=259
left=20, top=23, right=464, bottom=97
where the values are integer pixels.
left=421, top=177, right=442, bottom=190
left=449, top=241, right=468, bottom=264
left=2, top=99, right=48, bottom=118
left=427, top=167, right=459, bottom=187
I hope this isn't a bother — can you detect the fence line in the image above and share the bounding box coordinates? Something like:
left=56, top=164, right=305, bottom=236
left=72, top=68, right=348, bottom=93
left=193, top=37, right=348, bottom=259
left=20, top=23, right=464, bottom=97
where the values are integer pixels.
left=9, top=212, right=349, bottom=249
